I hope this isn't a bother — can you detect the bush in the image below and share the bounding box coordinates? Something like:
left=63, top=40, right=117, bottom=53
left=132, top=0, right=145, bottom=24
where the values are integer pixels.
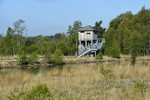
left=28, top=52, right=39, bottom=64
left=134, top=80, right=149, bottom=96
left=56, top=41, right=68, bottom=55
left=45, top=51, right=52, bottom=63
left=7, top=84, right=54, bottom=100
left=48, top=49, right=64, bottom=65
left=18, top=51, right=39, bottom=65
left=96, top=52, right=103, bottom=59
left=26, top=44, right=38, bottom=54
left=99, top=66, right=114, bottom=80
left=25, top=84, right=53, bottom=100
left=111, top=40, right=121, bottom=58
left=38, top=41, right=55, bottom=55
left=18, top=52, right=29, bottom=65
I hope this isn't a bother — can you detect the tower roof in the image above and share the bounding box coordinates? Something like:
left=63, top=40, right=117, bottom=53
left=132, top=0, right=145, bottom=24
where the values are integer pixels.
left=78, top=26, right=94, bottom=31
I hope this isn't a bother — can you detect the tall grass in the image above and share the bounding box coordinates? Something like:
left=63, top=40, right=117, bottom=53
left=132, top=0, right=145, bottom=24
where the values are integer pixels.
left=0, top=61, right=150, bottom=99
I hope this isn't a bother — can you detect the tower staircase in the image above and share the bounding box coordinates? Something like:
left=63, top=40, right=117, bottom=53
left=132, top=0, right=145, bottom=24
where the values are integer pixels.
left=77, top=38, right=105, bottom=57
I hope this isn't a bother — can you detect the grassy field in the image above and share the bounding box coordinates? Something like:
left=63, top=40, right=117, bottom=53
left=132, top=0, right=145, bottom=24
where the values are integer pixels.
left=0, top=60, right=150, bottom=99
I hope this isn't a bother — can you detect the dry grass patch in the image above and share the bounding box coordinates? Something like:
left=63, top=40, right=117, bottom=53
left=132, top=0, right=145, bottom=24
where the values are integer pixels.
left=0, top=61, right=150, bottom=99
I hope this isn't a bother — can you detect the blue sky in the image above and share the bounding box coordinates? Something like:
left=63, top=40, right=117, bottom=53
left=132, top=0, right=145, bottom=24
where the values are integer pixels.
left=0, top=0, right=150, bottom=36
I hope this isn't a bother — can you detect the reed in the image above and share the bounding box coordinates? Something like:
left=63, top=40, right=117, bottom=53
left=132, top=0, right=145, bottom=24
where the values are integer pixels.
left=0, top=61, right=150, bottom=99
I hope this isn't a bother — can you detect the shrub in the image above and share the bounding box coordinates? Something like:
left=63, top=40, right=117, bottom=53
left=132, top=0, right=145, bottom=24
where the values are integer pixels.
left=99, top=66, right=114, bottom=79
left=28, top=52, right=39, bottom=64
left=96, top=52, right=103, bottom=59
left=48, top=49, right=64, bottom=65
left=45, top=51, right=52, bottom=63
left=18, top=52, right=29, bottom=65
left=18, top=52, right=39, bottom=65
left=38, top=41, right=55, bottom=55
left=56, top=41, right=68, bottom=55
left=25, top=84, right=53, bottom=100
left=134, top=80, right=149, bottom=96
left=7, top=84, right=54, bottom=100
left=111, top=40, right=121, bottom=58
left=26, top=44, right=38, bottom=54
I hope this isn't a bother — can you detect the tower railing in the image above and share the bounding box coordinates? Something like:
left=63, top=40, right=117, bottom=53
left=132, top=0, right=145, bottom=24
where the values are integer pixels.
left=77, top=38, right=105, bottom=57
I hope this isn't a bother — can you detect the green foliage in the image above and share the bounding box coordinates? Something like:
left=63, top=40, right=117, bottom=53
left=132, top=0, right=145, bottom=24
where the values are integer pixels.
left=143, top=29, right=150, bottom=55
left=0, top=20, right=27, bottom=56
left=25, top=84, right=53, bottom=100
left=48, top=49, right=64, bottom=65
left=38, top=41, right=56, bottom=55
left=38, top=41, right=56, bottom=63
left=111, top=40, right=121, bottom=58
left=67, top=21, right=82, bottom=36
left=0, top=27, right=15, bottom=55
left=104, top=7, right=150, bottom=57
left=134, top=80, right=149, bottom=96
left=93, top=21, right=106, bottom=38
left=56, top=41, right=68, bottom=55
left=18, top=52, right=29, bottom=65
left=103, top=28, right=120, bottom=58
left=28, top=52, right=39, bottom=64
left=99, top=66, right=114, bottom=79
left=67, top=21, right=82, bottom=55
left=109, top=12, right=131, bottom=29
left=0, top=34, right=4, bottom=42
left=26, top=44, right=38, bottom=54
left=122, top=28, right=132, bottom=54
left=96, top=52, right=103, bottom=59
left=67, top=33, right=78, bottom=55
left=7, top=84, right=53, bottom=100
left=130, top=32, right=143, bottom=61
left=103, top=28, right=116, bottom=56
left=137, top=6, right=150, bottom=25
left=18, top=51, right=39, bottom=65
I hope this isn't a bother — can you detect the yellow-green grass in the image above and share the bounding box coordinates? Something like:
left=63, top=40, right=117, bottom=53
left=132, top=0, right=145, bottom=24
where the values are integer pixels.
left=0, top=61, right=150, bottom=99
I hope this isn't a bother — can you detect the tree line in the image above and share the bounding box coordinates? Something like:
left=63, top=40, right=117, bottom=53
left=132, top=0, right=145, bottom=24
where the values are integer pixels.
left=0, top=19, right=105, bottom=56
left=104, top=7, right=150, bottom=59
left=0, top=7, right=150, bottom=60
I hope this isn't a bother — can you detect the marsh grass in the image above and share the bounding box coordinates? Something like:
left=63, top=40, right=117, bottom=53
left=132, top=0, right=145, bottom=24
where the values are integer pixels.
left=0, top=61, right=150, bottom=99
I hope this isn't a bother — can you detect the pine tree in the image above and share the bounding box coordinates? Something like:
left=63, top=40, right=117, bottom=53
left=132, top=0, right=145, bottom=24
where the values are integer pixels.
left=103, top=28, right=116, bottom=56
left=130, top=31, right=143, bottom=60
left=111, top=40, right=121, bottom=58
left=123, top=28, right=132, bottom=54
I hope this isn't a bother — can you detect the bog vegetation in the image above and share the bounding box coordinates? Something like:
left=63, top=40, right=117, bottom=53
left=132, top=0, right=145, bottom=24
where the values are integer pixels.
left=7, top=84, right=53, bottom=100
left=0, top=62, right=149, bottom=100
left=0, top=7, right=150, bottom=63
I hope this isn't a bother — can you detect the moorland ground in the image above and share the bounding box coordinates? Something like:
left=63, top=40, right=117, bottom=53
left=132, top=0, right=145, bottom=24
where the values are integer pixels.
left=0, top=57, right=150, bottom=99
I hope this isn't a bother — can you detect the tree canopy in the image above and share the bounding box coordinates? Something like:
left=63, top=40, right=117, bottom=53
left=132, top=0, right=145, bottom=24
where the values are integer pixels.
left=103, top=7, right=150, bottom=59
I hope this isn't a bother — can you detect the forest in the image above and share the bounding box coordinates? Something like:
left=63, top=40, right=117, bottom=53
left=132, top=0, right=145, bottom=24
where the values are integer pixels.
left=0, top=7, right=150, bottom=60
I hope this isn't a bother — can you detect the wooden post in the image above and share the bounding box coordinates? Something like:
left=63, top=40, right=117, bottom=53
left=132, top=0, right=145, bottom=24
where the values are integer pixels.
left=85, top=41, right=87, bottom=47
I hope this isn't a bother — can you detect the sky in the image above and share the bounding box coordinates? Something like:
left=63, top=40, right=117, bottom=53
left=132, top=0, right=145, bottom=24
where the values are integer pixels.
left=0, top=0, right=150, bottom=36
